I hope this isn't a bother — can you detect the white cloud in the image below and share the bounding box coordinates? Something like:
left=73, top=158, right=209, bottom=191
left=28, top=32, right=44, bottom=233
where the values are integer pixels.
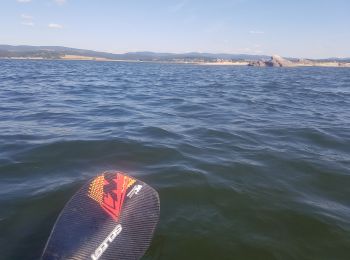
left=21, top=14, right=33, bottom=19
left=48, top=23, right=63, bottom=29
left=22, top=21, right=34, bottom=26
left=17, top=0, right=32, bottom=3
left=249, top=30, right=265, bottom=34
left=54, top=0, right=66, bottom=5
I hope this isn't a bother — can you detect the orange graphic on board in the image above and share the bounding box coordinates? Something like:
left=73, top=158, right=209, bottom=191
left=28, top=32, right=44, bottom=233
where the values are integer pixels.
left=88, top=172, right=136, bottom=221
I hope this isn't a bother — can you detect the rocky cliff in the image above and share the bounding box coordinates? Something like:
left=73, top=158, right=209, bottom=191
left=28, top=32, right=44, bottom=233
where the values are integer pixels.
left=248, top=55, right=295, bottom=67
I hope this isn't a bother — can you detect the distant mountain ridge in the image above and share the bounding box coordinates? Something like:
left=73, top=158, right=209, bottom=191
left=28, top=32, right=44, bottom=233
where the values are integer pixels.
left=0, top=45, right=349, bottom=63
left=0, top=44, right=270, bottom=61
left=0, top=45, right=119, bottom=60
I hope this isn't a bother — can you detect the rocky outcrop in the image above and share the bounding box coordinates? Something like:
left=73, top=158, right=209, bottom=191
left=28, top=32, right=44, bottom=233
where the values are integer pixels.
left=248, top=55, right=295, bottom=67
left=248, top=56, right=350, bottom=67
left=248, top=60, right=267, bottom=67
left=297, top=58, right=314, bottom=65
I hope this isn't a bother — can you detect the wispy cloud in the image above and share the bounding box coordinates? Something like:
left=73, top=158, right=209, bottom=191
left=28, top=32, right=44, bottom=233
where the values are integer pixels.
left=48, top=23, right=63, bottom=29
left=17, top=0, right=32, bottom=3
left=54, top=0, right=66, bottom=5
left=20, top=13, right=34, bottom=26
left=169, top=0, right=187, bottom=12
left=21, top=21, right=34, bottom=26
left=21, top=14, right=33, bottom=19
left=249, top=30, right=264, bottom=34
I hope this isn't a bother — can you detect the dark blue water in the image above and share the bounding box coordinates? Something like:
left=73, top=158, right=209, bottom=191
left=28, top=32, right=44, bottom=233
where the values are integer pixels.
left=0, top=60, right=350, bottom=259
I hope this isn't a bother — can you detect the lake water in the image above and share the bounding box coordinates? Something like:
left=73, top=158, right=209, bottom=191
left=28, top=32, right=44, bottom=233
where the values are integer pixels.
left=0, top=60, right=349, bottom=259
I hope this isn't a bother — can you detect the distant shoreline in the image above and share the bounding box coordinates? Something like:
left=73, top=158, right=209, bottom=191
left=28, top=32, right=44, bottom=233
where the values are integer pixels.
left=1, top=44, right=350, bottom=68
left=1, top=56, right=350, bottom=68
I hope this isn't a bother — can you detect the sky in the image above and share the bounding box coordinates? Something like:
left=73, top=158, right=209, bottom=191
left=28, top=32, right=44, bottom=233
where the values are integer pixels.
left=0, top=0, right=349, bottom=58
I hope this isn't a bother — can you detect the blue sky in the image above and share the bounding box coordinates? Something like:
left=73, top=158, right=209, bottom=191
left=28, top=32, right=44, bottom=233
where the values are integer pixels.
left=1, top=0, right=349, bottom=58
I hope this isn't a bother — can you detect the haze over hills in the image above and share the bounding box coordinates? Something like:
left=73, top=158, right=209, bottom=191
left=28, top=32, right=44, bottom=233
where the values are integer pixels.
left=0, top=45, right=349, bottom=65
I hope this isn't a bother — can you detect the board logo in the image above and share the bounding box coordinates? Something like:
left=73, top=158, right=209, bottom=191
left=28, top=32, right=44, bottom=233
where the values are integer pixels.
left=91, top=224, right=122, bottom=260
left=127, top=184, right=143, bottom=198
left=88, top=172, right=136, bottom=221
